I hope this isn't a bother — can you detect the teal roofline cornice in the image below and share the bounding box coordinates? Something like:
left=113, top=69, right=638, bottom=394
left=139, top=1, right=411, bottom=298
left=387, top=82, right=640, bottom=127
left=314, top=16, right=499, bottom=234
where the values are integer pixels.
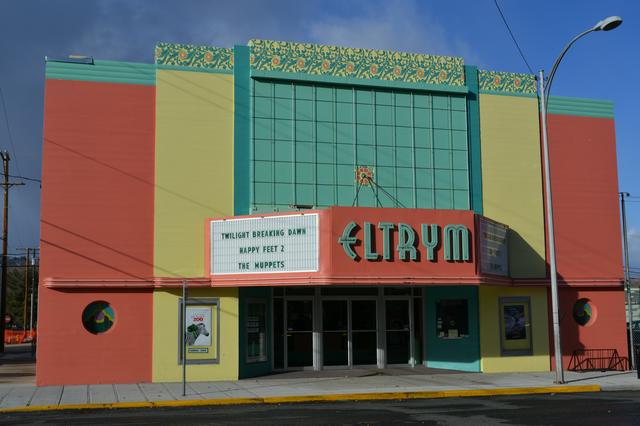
left=45, top=60, right=155, bottom=86
left=251, top=69, right=468, bottom=94
left=249, top=39, right=465, bottom=88
left=546, top=96, right=614, bottom=118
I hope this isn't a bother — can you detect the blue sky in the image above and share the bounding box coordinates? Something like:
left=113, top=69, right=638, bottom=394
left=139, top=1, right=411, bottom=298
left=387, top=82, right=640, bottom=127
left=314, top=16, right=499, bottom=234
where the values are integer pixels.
left=0, top=0, right=638, bottom=272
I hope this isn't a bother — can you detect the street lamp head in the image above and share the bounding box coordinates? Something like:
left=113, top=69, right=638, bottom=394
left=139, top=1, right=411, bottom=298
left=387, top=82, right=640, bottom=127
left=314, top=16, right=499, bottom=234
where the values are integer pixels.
left=594, top=16, right=623, bottom=31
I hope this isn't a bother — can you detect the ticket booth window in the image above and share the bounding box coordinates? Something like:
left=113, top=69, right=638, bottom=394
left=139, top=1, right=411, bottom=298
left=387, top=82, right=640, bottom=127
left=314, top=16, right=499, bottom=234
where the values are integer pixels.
left=247, top=300, right=267, bottom=363
left=436, top=299, right=469, bottom=339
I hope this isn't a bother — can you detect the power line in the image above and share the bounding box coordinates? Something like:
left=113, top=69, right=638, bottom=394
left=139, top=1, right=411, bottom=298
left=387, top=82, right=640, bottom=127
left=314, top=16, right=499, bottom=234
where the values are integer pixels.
left=8, top=174, right=40, bottom=185
left=493, top=0, right=535, bottom=75
left=0, top=88, right=24, bottom=178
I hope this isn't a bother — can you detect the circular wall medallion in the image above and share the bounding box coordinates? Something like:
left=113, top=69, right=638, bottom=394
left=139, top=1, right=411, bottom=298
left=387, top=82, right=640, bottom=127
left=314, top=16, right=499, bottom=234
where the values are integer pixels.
left=573, top=298, right=596, bottom=326
left=82, top=301, right=115, bottom=334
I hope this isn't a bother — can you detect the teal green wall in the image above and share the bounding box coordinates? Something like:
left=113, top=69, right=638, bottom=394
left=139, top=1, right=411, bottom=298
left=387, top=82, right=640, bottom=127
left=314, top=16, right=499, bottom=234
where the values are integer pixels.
left=238, top=287, right=272, bottom=379
left=234, top=45, right=251, bottom=215
left=425, top=286, right=480, bottom=372
left=464, top=65, right=483, bottom=215
left=251, top=79, right=471, bottom=212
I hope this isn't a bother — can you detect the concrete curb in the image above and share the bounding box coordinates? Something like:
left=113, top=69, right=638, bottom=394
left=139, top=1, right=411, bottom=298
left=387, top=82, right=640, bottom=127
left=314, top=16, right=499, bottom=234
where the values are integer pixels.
left=0, top=384, right=601, bottom=413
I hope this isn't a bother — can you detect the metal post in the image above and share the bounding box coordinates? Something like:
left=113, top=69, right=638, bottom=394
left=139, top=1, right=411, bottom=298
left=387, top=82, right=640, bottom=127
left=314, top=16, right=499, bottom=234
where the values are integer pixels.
left=182, top=279, right=187, bottom=396
left=0, top=151, right=10, bottom=353
left=539, top=70, right=564, bottom=384
left=29, top=256, right=35, bottom=335
left=22, top=248, right=29, bottom=334
left=620, top=192, right=635, bottom=369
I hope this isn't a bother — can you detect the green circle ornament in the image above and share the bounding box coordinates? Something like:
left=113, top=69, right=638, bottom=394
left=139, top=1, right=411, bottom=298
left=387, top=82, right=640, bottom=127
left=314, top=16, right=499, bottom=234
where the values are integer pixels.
left=82, top=301, right=115, bottom=334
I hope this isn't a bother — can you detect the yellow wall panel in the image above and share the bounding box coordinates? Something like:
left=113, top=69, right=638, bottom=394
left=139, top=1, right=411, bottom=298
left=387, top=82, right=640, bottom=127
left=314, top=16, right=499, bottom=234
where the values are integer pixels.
left=479, top=94, right=545, bottom=278
left=479, top=285, right=550, bottom=372
left=154, top=70, right=234, bottom=277
left=152, top=288, right=239, bottom=382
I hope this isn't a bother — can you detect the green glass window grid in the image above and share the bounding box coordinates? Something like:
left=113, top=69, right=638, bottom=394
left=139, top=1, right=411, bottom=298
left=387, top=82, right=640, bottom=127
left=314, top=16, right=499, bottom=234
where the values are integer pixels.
left=251, top=79, right=470, bottom=212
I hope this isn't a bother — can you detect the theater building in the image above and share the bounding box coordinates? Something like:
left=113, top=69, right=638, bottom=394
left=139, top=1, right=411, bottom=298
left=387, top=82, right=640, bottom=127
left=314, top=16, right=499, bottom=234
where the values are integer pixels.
left=38, top=40, right=626, bottom=385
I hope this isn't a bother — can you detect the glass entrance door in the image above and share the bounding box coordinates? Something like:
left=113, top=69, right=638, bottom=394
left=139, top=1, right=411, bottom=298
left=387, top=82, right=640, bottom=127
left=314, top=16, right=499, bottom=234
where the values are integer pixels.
left=286, top=299, right=313, bottom=368
left=351, top=300, right=377, bottom=365
left=321, top=299, right=378, bottom=368
left=385, top=299, right=411, bottom=365
left=322, top=300, right=348, bottom=366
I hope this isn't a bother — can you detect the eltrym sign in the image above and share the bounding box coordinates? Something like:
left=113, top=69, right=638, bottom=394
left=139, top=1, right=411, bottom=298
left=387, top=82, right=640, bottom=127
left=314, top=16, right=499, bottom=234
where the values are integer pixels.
left=207, top=207, right=508, bottom=285
left=210, top=214, right=319, bottom=274
left=338, top=221, right=472, bottom=262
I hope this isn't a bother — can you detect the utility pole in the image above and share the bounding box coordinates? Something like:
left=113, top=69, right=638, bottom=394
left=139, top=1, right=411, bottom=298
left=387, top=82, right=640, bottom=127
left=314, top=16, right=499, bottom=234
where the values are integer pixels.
left=0, top=151, right=24, bottom=352
left=620, top=192, right=635, bottom=369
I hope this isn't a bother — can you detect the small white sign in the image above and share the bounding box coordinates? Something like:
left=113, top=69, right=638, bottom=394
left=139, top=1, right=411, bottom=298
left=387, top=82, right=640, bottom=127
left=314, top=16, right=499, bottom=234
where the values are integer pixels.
left=479, top=218, right=509, bottom=276
left=211, top=214, right=319, bottom=275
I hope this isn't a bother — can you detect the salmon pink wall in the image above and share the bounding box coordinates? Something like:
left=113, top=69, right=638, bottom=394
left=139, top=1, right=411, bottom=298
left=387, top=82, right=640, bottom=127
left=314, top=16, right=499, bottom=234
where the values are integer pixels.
left=40, top=79, right=155, bottom=280
left=549, top=288, right=628, bottom=370
left=38, top=79, right=155, bottom=384
left=547, top=115, right=622, bottom=282
left=36, top=288, right=152, bottom=385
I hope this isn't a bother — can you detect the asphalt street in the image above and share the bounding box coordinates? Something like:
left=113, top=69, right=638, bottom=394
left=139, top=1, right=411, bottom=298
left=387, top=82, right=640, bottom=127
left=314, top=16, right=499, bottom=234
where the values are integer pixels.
left=3, top=391, right=640, bottom=425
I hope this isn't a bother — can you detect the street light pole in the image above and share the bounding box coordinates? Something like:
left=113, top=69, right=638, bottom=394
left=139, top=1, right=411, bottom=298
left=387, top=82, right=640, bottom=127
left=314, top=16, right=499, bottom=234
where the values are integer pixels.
left=620, top=192, right=635, bottom=369
left=539, top=70, right=564, bottom=384
left=538, top=15, right=622, bottom=385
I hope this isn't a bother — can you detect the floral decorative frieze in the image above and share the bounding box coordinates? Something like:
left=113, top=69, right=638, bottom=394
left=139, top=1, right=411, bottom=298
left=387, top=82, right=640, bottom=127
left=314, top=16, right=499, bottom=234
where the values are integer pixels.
left=478, top=70, right=536, bottom=95
left=155, top=42, right=233, bottom=71
left=248, top=39, right=465, bottom=87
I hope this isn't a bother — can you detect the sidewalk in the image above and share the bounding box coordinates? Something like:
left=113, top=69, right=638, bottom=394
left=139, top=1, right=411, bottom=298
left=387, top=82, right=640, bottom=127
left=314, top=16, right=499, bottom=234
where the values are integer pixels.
left=1, top=367, right=639, bottom=412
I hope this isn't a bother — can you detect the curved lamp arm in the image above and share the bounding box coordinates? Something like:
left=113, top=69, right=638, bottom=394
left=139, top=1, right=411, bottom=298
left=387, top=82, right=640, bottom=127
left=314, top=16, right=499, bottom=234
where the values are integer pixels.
left=544, top=28, right=595, bottom=111
left=544, top=15, right=622, bottom=109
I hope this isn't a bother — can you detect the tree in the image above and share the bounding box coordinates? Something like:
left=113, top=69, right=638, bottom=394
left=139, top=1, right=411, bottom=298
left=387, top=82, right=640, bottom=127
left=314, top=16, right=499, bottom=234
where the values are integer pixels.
left=4, top=256, right=38, bottom=330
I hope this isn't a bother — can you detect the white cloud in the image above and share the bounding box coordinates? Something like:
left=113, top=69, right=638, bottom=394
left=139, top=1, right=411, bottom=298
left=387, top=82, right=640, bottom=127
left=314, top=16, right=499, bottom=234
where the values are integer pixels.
left=60, top=0, right=479, bottom=65
left=306, top=0, right=479, bottom=62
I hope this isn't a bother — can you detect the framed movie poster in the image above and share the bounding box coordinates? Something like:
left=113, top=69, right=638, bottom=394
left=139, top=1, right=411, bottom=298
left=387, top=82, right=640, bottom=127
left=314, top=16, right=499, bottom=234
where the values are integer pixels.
left=179, top=298, right=220, bottom=364
left=499, top=297, right=532, bottom=356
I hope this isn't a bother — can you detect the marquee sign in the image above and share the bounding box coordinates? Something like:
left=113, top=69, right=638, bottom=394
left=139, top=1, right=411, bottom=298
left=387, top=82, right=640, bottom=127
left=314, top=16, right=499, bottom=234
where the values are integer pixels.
left=478, top=217, right=509, bottom=276
left=338, top=221, right=472, bottom=262
left=210, top=214, right=319, bottom=275
left=206, top=207, right=510, bottom=286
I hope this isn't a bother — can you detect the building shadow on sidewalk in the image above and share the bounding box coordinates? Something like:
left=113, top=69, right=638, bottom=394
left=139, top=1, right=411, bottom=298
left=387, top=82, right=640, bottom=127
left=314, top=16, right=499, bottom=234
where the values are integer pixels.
left=0, top=344, right=35, bottom=384
left=255, top=365, right=470, bottom=380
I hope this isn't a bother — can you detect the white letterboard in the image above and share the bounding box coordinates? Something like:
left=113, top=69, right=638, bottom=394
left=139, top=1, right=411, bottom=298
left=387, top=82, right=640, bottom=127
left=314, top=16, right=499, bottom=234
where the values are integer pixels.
left=211, top=214, right=319, bottom=275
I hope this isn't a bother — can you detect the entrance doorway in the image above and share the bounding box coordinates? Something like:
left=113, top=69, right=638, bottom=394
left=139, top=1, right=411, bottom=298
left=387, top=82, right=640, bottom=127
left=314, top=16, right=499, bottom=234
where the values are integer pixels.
left=273, top=294, right=315, bottom=370
left=273, top=287, right=422, bottom=371
left=385, top=299, right=411, bottom=365
left=286, top=299, right=313, bottom=368
left=321, top=299, right=378, bottom=367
